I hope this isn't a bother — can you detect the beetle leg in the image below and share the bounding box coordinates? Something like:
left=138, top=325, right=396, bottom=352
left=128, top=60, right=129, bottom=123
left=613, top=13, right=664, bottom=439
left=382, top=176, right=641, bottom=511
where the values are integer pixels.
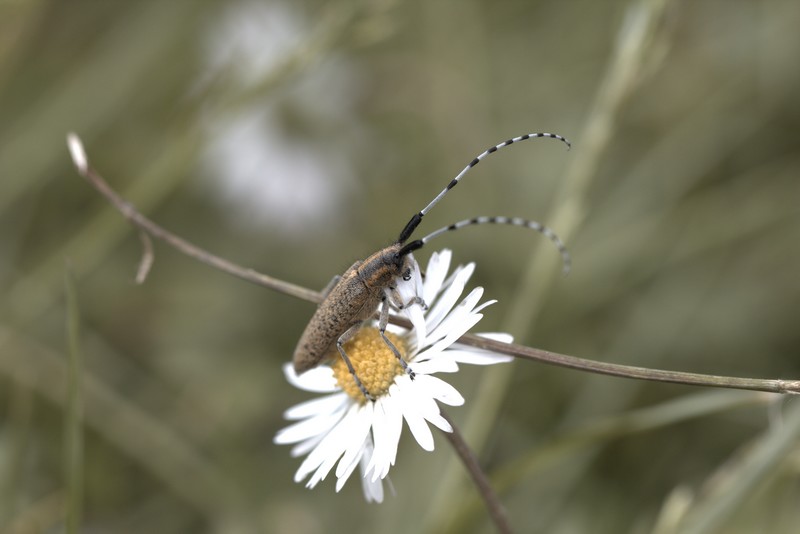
left=379, top=296, right=415, bottom=380
left=320, top=275, right=341, bottom=299
left=321, top=261, right=360, bottom=298
left=385, top=284, right=427, bottom=311
left=337, top=324, right=375, bottom=401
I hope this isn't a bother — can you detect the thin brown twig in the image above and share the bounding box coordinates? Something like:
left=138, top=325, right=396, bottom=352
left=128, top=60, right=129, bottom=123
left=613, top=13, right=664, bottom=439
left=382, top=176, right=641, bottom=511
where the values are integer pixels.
left=457, top=335, right=800, bottom=396
left=67, top=133, right=318, bottom=304
left=66, top=133, right=800, bottom=398
left=135, top=231, right=154, bottom=284
left=440, top=411, right=512, bottom=534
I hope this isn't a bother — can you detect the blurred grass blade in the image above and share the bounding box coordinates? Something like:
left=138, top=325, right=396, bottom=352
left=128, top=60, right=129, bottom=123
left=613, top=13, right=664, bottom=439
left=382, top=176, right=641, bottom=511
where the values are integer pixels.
left=0, top=326, right=250, bottom=526
left=64, top=265, right=84, bottom=534
left=0, top=383, right=35, bottom=526
left=0, top=0, right=197, bottom=215
left=650, top=486, right=694, bottom=534
left=443, top=390, right=769, bottom=534
left=6, top=128, right=200, bottom=325
left=677, top=400, right=800, bottom=534
left=493, top=391, right=771, bottom=494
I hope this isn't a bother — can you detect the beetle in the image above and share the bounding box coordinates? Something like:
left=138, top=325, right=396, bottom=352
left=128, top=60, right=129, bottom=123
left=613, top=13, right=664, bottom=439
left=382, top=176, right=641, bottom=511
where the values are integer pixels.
left=293, top=132, right=571, bottom=400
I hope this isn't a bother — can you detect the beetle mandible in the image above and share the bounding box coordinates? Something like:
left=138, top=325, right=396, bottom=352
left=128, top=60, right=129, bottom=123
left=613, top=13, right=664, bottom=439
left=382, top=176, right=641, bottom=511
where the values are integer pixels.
left=293, top=132, right=571, bottom=400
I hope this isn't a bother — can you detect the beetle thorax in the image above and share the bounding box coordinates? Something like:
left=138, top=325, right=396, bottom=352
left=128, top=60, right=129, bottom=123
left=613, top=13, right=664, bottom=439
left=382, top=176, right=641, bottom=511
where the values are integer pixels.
left=358, top=243, right=410, bottom=290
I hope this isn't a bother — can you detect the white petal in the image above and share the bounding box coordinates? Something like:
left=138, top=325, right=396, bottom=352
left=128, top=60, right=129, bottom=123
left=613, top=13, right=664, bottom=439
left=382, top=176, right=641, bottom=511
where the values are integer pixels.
left=360, top=447, right=385, bottom=503
left=335, top=402, right=374, bottom=478
left=414, top=374, right=464, bottom=407
left=284, top=363, right=338, bottom=393
left=362, top=400, right=386, bottom=481
left=429, top=313, right=483, bottom=355
left=423, top=411, right=451, bottom=433
left=422, top=249, right=451, bottom=306
left=476, top=332, right=514, bottom=344
left=290, top=433, right=325, bottom=457
left=438, top=332, right=514, bottom=365
left=411, top=254, right=425, bottom=298
left=406, top=380, right=451, bottom=432
left=381, top=392, right=404, bottom=477
left=425, top=286, right=483, bottom=347
left=409, top=358, right=459, bottom=375
left=441, top=349, right=514, bottom=366
left=367, top=391, right=403, bottom=481
left=294, top=403, right=361, bottom=485
left=395, top=269, right=418, bottom=305
left=424, top=263, right=474, bottom=334
left=402, top=407, right=434, bottom=451
left=395, top=376, right=435, bottom=451
left=432, top=286, right=483, bottom=331
left=392, top=256, right=427, bottom=346
left=472, top=298, right=497, bottom=314
left=283, top=392, right=349, bottom=420
left=384, top=323, right=407, bottom=336
left=274, top=401, right=349, bottom=444
left=305, top=405, right=369, bottom=488
left=411, top=343, right=447, bottom=364
left=407, top=304, right=427, bottom=350
left=335, top=437, right=368, bottom=492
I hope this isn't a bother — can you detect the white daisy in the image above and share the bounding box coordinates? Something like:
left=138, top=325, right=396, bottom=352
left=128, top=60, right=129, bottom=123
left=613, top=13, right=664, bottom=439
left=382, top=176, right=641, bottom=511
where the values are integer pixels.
left=274, top=249, right=513, bottom=502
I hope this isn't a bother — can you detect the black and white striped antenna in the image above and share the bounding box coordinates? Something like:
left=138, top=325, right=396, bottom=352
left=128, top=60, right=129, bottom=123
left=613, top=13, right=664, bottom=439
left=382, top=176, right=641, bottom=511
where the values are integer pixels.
left=395, top=132, right=572, bottom=274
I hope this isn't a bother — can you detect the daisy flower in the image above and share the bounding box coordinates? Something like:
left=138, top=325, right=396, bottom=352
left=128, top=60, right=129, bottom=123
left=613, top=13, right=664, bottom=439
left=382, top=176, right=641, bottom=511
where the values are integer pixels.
left=274, top=249, right=513, bottom=502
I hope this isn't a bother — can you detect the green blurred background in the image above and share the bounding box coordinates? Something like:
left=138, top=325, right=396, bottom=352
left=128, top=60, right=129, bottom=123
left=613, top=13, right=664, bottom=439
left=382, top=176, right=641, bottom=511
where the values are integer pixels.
left=1, top=0, right=799, bottom=532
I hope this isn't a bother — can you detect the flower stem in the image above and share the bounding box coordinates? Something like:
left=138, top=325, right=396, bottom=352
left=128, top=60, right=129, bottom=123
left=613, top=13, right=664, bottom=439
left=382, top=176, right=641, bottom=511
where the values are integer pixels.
left=440, top=411, right=512, bottom=534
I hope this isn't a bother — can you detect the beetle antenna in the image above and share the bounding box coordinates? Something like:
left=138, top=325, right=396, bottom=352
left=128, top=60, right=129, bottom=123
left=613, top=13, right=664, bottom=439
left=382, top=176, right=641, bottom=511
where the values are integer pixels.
left=398, top=216, right=571, bottom=275
left=396, top=132, right=570, bottom=244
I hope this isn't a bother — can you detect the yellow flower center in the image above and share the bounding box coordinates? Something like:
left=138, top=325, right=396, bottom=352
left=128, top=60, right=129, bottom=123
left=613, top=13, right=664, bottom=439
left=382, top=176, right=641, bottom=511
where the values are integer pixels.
left=332, top=328, right=407, bottom=403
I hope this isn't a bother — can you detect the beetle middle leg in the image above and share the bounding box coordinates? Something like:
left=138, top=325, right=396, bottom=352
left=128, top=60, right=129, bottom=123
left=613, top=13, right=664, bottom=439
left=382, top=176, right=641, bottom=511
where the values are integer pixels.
left=378, top=295, right=415, bottom=380
left=337, top=324, right=375, bottom=401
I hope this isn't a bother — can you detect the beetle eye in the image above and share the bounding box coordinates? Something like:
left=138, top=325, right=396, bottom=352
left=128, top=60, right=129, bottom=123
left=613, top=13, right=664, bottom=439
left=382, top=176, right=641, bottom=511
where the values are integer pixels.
left=402, top=268, right=412, bottom=281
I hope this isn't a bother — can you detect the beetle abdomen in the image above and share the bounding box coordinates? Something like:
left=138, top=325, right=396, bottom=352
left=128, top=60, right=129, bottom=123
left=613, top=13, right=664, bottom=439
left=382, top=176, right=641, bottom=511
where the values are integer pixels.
left=292, top=276, right=382, bottom=374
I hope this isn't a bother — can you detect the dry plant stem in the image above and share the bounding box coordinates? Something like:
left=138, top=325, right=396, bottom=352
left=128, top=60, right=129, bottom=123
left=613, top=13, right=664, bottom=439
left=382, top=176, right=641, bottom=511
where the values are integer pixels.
left=459, top=336, right=800, bottom=395
left=440, top=411, right=512, bottom=534
left=75, top=162, right=319, bottom=304
left=135, top=231, right=154, bottom=284
left=68, top=143, right=800, bottom=394
left=64, top=268, right=83, bottom=534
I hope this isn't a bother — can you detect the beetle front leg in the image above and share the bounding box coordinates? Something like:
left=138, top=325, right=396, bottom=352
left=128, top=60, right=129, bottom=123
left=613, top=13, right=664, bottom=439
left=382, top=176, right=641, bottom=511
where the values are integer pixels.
left=385, top=284, right=427, bottom=312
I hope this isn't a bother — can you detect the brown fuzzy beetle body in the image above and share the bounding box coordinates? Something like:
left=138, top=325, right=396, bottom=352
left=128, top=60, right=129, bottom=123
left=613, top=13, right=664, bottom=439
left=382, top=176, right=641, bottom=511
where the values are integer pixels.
left=293, top=244, right=409, bottom=374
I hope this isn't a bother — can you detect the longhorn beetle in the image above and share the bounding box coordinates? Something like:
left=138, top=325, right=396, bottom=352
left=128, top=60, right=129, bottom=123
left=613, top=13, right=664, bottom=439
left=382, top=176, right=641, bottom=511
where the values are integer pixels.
left=293, top=132, right=571, bottom=400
